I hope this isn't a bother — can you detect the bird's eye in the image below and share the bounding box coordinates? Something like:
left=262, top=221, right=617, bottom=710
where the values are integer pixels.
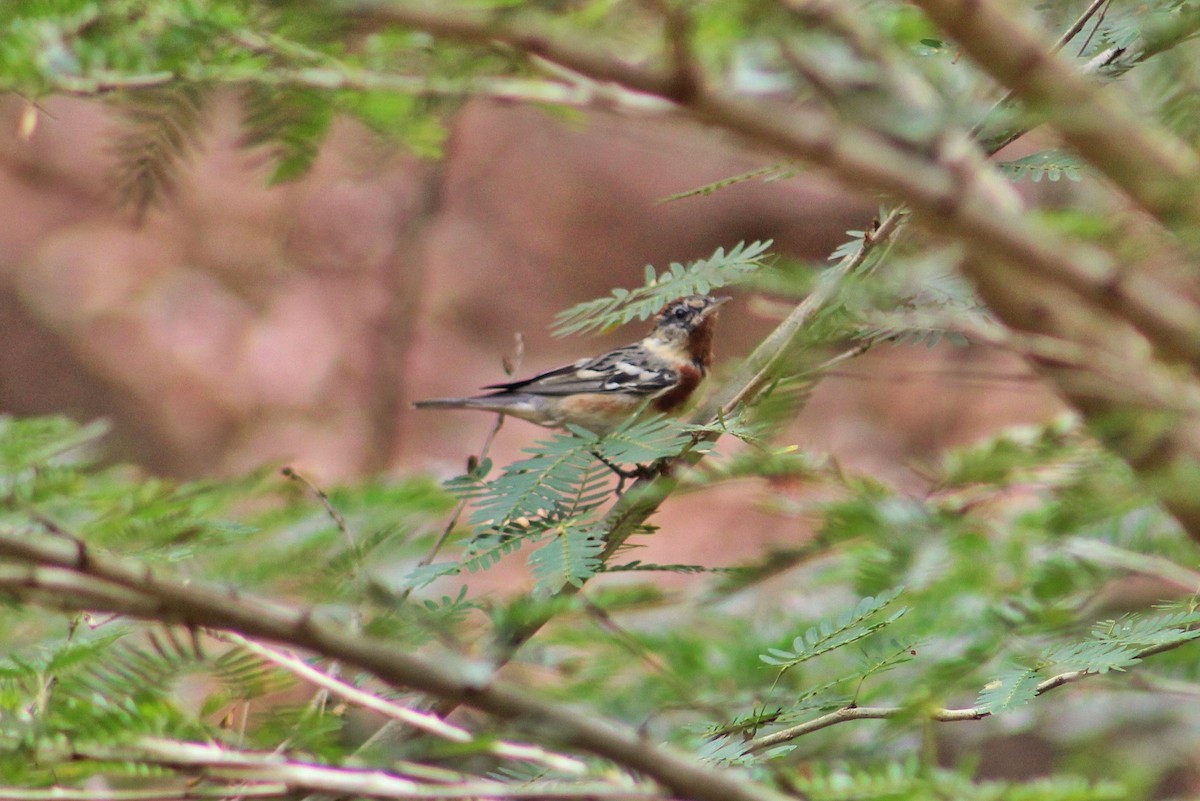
left=672, top=306, right=689, bottom=320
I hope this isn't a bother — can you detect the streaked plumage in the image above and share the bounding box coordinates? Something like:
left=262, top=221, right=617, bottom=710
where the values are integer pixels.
left=414, top=295, right=729, bottom=434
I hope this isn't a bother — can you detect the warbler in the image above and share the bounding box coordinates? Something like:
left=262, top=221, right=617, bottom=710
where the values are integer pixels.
left=415, top=295, right=730, bottom=434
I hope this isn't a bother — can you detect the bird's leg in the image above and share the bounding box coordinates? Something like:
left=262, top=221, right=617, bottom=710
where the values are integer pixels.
left=590, top=450, right=659, bottom=494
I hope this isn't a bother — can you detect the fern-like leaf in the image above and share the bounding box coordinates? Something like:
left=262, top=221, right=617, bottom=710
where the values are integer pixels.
left=459, top=532, right=526, bottom=573
left=760, top=587, right=907, bottom=670
left=552, top=241, right=773, bottom=336
left=0, top=415, right=108, bottom=475
left=659, top=164, right=797, bottom=202
left=828, top=230, right=867, bottom=262
left=1043, top=641, right=1142, bottom=674
left=588, top=414, right=706, bottom=466
left=976, top=666, right=1042, bottom=713
left=461, top=433, right=611, bottom=536
left=239, top=85, right=333, bottom=184
left=997, top=150, right=1085, bottom=183
left=1093, top=609, right=1200, bottom=649
left=528, top=522, right=605, bottom=593
left=108, top=85, right=207, bottom=217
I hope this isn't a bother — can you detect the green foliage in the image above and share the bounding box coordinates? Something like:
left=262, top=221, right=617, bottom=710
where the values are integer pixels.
left=420, top=414, right=708, bottom=593
left=527, top=522, right=605, bottom=591
left=658, top=164, right=798, bottom=202
left=552, top=241, right=774, bottom=336
left=0, top=415, right=461, bottom=783
left=239, top=85, right=334, bottom=184
left=788, top=761, right=1126, bottom=801
left=977, top=606, right=1200, bottom=713
left=5, top=0, right=1200, bottom=797
left=760, top=588, right=908, bottom=672
left=108, top=85, right=208, bottom=214
left=996, top=150, right=1085, bottom=183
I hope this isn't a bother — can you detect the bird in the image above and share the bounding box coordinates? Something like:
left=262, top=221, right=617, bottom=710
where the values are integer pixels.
left=414, top=295, right=730, bottom=435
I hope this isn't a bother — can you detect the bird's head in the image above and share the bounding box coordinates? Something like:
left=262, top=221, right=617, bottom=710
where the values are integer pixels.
left=649, top=295, right=730, bottom=345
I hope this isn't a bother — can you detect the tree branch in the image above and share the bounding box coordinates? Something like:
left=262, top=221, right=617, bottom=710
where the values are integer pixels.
left=0, top=527, right=793, bottom=801
left=44, top=67, right=674, bottom=112
left=910, top=0, right=1200, bottom=231
left=69, top=738, right=662, bottom=800
left=746, top=638, right=1194, bottom=752
left=0, top=786, right=287, bottom=801
left=345, top=2, right=1200, bottom=363
left=221, top=632, right=588, bottom=775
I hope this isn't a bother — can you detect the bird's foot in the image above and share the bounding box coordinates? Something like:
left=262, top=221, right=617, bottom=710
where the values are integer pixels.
left=591, top=451, right=664, bottom=494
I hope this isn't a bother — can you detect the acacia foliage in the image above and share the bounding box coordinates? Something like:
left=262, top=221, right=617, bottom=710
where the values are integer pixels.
left=4, top=1, right=1200, bottom=800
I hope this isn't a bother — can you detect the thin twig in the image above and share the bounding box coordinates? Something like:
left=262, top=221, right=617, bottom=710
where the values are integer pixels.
left=48, top=66, right=676, bottom=113
left=746, top=638, right=1193, bottom=752
left=405, top=416, right=503, bottom=576
left=579, top=595, right=730, bottom=721
left=1064, top=539, right=1200, bottom=593
left=281, top=467, right=354, bottom=550
left=975, top=0, right=1111, bottom=149
left=401, top=334, right=521, bottom=600
left=1075, top=0, right=1111, bottom=57
left=219, top=633, right=468, bottom=742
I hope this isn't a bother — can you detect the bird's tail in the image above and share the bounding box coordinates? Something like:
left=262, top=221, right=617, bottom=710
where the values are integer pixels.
left=413, top=394, right=548, bottom=425
left=413, top=397, right=495, bottom=411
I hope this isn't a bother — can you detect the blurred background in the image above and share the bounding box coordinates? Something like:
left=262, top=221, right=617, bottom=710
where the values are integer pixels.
left=7, top=66, right=1200, bottom=790
left=0, top=91, right=1069, bottom=575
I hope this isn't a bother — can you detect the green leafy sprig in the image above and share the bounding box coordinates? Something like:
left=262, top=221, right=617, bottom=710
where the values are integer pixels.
left=760, top=587, right=908, bottom=672
left=552, top=241, right=774, bottom=337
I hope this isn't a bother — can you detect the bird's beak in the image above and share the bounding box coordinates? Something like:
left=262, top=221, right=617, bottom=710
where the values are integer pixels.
left=702, top=296, right=732, bottom=316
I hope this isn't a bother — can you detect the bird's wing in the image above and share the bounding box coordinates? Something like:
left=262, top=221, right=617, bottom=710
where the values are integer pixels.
left=482, top=344, right=678, bottom=397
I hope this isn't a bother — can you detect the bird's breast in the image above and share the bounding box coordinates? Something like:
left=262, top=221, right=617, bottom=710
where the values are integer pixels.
left=651, top=364, right=702, bottom=413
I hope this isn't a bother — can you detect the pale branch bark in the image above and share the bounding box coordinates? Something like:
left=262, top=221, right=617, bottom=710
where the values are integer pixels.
left=67, top=738, right=663, bottom=800
left=0, top=527, right=794, bottom=801
left=746, top=638, right=1194, bottom=752
left=43, top=67, right=674, bottom=112
left=221, top=632, right=588, bottom=775
left=910, top=0, right=1200, bottom=231
left=0, top=786, right=288, bottom=801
